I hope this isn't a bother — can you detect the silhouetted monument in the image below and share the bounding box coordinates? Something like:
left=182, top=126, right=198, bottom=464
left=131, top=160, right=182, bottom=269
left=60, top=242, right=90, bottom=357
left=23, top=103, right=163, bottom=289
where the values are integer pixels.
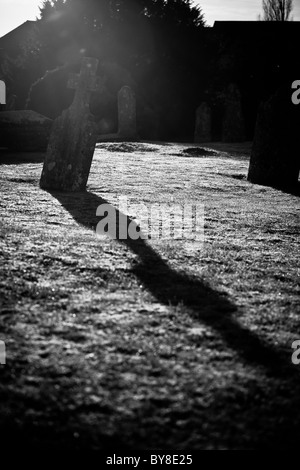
left=0, top=110, right=52, bottom=150
left=194, top=102, right=211, bottom=143
left=248, top=86, right=300, bottom=188
left=222, top=83, right=245, bottom=142
left=40, top=57, right=103, bottom=191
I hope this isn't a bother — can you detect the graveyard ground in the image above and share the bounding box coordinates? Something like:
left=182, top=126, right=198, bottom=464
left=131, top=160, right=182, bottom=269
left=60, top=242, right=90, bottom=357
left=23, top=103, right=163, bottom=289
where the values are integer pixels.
left=0, top=142, right=299, bottom=450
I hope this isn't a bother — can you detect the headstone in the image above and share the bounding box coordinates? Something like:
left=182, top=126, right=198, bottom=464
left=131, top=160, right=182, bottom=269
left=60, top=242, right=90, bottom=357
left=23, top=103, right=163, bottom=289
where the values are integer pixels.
left=248, top=86, right=300, bottom=188
left=118, top=85, right=138, bottom=140
left=222, top=83, right=245, bottom=142
left=0, top=110, right=52, bottom=151
left=40, top=57, right=103, bottom=191
left=194, top=102, right=211, bottom=143
left=97, top=85, right=139, bottom=142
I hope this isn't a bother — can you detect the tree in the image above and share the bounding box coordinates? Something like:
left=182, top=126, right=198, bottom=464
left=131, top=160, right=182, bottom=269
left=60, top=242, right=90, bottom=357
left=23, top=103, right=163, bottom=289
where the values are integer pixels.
left=260, top=0, right=293, bottom=21
left=28, top=0, right=207, bottom=139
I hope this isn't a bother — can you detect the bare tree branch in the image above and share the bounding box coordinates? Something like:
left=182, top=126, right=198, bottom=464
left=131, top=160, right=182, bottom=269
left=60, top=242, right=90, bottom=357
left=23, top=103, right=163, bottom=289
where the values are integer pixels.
left=261, top=0, right=293, bottom=21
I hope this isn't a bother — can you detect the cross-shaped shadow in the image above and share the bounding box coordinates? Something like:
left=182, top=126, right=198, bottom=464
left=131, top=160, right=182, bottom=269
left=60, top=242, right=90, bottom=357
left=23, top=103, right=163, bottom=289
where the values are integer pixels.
left=48, top=189, right=294, bottom=375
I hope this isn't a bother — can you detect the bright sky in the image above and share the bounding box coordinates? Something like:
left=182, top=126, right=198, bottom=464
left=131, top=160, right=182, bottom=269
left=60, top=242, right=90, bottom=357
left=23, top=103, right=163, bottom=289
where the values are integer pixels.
left=0, top=0, right=300, bottom=37
left=196, top=0, right=300, bottom=24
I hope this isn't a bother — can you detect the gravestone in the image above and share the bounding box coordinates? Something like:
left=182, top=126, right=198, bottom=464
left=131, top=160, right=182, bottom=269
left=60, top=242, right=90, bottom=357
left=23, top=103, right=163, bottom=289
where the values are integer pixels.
left=194, top=102, right=211, bottom=143
left=97, top=85, right=139, bottom=142
left=248, top=86, right=300, bottom=188
left=118, top=85, right=138, bottom=140
left=0, top=110, right=52, bottom=150
left=222, top=83, right=245, bottom=142
left=40, top=57, right=103, bottom=191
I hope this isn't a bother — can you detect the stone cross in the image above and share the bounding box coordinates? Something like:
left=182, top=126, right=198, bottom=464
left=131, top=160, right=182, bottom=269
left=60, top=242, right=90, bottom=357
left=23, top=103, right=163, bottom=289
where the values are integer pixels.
left=40, top=57, right=103, bottom=191
left=118, top=85, right=138, bottom=140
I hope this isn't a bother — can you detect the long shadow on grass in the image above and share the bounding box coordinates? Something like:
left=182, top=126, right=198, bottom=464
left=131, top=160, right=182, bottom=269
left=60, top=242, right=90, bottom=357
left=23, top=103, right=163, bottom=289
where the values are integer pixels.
left=49, top=190, right=293, bottom=374
left=266, top=181, right=300, bottom=197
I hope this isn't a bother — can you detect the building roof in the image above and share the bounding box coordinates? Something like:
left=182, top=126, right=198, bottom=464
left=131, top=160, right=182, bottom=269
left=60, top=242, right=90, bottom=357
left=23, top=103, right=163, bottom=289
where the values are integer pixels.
left=0, top=21, right=37, bottom=55
left=213, top=20, right=300, bottom=27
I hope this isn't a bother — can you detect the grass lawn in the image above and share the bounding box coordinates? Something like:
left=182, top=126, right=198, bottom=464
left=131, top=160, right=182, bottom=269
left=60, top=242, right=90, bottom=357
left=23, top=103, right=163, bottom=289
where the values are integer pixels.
left=0, top=142, right=299, bottom=450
